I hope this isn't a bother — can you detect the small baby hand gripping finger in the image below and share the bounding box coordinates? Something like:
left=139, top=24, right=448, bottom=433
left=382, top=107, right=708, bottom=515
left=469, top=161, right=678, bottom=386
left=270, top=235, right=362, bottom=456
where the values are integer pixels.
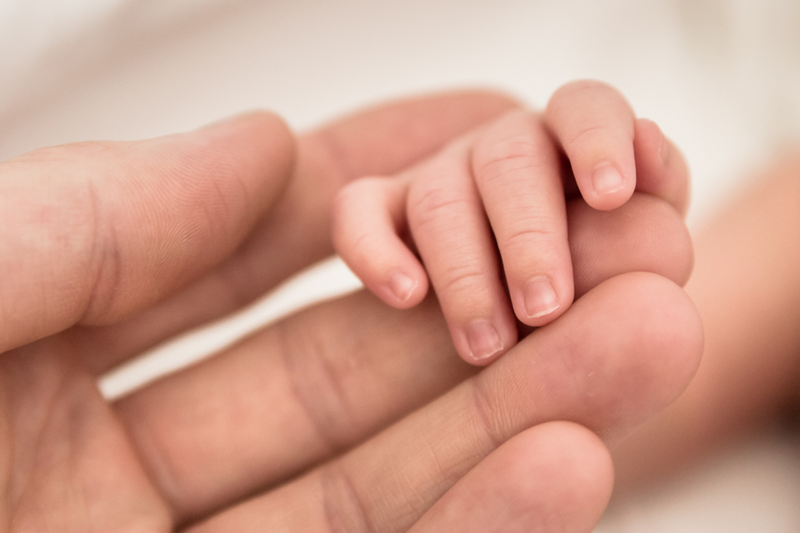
left=333, top=80, right=689, bottom=365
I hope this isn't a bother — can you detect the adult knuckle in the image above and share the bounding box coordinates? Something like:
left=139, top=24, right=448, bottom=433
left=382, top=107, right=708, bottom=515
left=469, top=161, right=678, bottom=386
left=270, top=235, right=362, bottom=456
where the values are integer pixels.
left=320, top=464, right=374, bottom=533
left=245, top=110, right=293, bottom=143
left=277, top=319, right=360, bottom=453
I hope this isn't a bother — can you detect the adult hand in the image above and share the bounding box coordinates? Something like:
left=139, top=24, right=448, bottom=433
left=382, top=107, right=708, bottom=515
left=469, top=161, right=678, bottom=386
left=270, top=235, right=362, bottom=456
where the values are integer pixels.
left=0, top=91, right=701, bottom=532
left=612, top=152, right=800, bottom=493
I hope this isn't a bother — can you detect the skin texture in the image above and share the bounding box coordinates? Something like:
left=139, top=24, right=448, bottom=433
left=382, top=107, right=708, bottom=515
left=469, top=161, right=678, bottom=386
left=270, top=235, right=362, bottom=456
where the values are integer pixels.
left=612, top=151, right=800, bottom=495
left=63, top=90, right=521, bottom=375
left=333, top=80, right=691, bottom=365
left=406, top=422, right=615, bottom=533
left=0, top=90, right=701, bottom=532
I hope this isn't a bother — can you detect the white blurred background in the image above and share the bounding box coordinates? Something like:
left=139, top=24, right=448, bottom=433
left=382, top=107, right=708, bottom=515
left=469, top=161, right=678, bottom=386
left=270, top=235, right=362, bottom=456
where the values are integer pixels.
left=2, top=0, right=800, bottom=530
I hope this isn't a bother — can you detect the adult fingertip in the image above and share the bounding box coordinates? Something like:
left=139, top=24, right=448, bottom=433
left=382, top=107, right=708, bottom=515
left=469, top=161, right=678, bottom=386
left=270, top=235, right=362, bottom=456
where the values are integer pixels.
left=515, top=422, right=614, bottom=525
left=201, top=110, right=296, bottom=201
left=476, top=421, right=614, bottom=532
left=199, top=110, right=294, bottom=157
left=409, top=421, right=613, bottom=533
left=595, top=272, right=704, bottom=441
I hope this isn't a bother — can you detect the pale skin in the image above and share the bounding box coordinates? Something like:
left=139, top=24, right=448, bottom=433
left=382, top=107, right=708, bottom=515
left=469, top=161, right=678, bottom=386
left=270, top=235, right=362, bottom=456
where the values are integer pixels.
left=612, top=150, right=800, bottom=495
left=0, top=91, right=701, bottom=532
left=333, top=80, right=691, bottom=365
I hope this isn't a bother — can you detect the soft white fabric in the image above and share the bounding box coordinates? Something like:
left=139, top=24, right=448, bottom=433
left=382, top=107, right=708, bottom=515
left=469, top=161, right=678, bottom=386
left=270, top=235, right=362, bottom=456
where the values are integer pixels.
left=3, top=0, right=800, bottom=224
left=0, top=0, right=231, bottom=121
left=2, top=1, right=799, bottom=530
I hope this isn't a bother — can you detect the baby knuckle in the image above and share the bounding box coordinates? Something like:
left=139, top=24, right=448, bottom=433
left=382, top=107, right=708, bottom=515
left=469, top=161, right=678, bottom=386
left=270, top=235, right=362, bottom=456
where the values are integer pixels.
left=564, top=123, right=613, bottom=153
left=476, top=138, right=542, bottom=186
left=504, top=222, right=558, bottom=250
left=407, top=182, right=469, bottom=230
left=439, top=265, right=488, bottom=295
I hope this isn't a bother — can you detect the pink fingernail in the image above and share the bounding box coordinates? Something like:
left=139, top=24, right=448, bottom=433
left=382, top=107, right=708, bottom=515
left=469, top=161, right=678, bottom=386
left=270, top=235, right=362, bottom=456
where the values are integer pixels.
left=592, top=163, right=625, bottom=195
left=524, top=277, right=560, bottom=319
left=465, top=320, right=504, bottom=361
left=388, top=271, right=417, bottom=302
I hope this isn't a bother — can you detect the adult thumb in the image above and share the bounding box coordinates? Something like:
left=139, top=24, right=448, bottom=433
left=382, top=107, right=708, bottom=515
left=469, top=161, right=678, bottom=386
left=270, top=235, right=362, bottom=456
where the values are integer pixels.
left=0, top=111, right=294, bottom=353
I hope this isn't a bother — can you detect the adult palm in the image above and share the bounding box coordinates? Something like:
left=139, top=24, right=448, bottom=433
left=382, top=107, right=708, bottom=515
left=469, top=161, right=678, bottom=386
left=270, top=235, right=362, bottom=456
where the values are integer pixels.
left=0, top=92, right=701, bottom=532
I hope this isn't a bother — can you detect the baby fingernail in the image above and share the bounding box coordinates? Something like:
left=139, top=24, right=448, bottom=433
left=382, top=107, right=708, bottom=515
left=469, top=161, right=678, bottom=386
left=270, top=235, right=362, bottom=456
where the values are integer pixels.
left=592, top=163, right=625, bottom=195
left=524, top=277, right=560, bottom=319
left=388, top=271, right=417, bottom=302
left=465, top=320, right=504, bottom=361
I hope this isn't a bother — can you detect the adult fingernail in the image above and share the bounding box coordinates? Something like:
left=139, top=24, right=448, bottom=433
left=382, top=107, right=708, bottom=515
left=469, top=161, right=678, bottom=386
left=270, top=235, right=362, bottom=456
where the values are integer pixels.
left=592, top=163, right=625, bottom=195
left=465, top=320, right=504, bottom=361
left=524, top=277, right=559, bottom=319
left=388, top=271, right=417, bottom=302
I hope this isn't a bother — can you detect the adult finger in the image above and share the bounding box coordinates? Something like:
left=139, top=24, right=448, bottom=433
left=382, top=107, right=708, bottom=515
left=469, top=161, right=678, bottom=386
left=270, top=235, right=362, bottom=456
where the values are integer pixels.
left=612, top=154, right=800, bottom=493
left=71, top=90, right=520, bottom=374
left=181, top=272, right=702, bottom=532
left=472, top=109, right=572, bottom=327
left=0, top=113, right=294, bottom=354
left=114, top=193, right=693, bottom=523
left=409, top=422, right=613, bottom=533
left=545, top=80, right=636, bottom=210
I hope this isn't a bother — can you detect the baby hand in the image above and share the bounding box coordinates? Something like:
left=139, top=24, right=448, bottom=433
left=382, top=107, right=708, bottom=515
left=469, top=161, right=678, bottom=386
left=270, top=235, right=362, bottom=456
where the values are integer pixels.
left=332, top=80, right=689, bottom=365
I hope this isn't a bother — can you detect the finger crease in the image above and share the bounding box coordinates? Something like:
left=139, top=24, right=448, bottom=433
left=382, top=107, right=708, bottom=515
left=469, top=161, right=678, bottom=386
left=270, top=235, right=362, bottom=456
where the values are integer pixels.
left=469, top=376, right=505, bottom=451
left=565, top=124, right=617, bottom=153
left=81, top=176, right=122, bottom=323
left=504, top=224, right=558, bottom=249
left=276, top=322, right=353, bottom=455
left=438, top=268, right=491, bottom=296
left=320, top=463, right=374, bottom=533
